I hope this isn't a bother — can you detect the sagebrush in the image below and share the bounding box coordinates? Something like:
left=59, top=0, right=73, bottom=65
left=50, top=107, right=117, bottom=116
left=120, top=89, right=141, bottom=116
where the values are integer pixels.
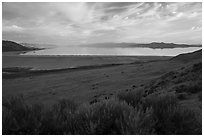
left=2, top=91, right=202, bottom=135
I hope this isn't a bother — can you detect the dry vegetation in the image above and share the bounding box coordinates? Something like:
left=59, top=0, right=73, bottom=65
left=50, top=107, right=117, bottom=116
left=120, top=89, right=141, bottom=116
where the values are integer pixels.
left=3, top=90, right=201, bottom=135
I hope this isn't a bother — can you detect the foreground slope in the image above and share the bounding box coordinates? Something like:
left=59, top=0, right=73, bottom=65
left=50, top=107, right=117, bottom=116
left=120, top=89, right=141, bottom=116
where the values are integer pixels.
left=2, top=49, right=202, bottom=135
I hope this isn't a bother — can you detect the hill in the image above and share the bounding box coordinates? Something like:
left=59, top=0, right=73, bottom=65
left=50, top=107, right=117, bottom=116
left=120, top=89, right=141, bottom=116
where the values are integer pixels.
left=2, top=40, right=39, bottom=52
left=171, top=49, right=202, bottom=62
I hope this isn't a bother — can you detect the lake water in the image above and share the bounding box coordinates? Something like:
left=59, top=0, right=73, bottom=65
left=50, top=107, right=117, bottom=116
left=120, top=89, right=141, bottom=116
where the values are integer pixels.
left=22, top=47, right=202, bottom=56
left=4, top=46, right=201, bottom=70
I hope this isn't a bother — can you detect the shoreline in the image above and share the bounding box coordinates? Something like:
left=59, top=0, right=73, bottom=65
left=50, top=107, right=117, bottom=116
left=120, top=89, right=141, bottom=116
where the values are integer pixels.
left=2, top=50, right=173, bottom=57
left=3, top=49, right=201, bottom=72
left=2, top=46, right=201, bottom=57
left=2, top=63, right=123, bottom=79
left=3, top=53, right=171, bottom=71
left=3, top=58, right=166, bottom=79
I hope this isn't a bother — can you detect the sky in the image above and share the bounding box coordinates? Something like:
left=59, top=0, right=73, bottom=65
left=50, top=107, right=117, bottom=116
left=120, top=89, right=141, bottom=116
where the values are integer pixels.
left=2, top=2, right=202, bottom=46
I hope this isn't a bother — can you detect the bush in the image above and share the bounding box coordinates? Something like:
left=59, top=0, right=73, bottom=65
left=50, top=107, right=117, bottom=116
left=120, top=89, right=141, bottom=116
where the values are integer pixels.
left=175, top=82, right=201, bottom=94
left=39, top=99, right=78, bottom=134
left=75, top=99, right=155, bottom=135
left=2, top=96, right=154, bottom=135
left=118, top=107, right=155, bottom=135
left=3, top=97, right=44, bottom=134
left=76, top=100, right=134, bottom=134
left=198, top=92, right=202, bottom=101
left=187, top=82, right=202, bottom=94
left=117, top=90, right=144, bottom=108
left=2, top=93, right=202, bottom=135
left=171, top=108, right=202, bottom=135
left=143, top=93, right=201, bottom=135
left=177, top=92, right=188, bottom=100
left=2, top=96, right=79, bottom=135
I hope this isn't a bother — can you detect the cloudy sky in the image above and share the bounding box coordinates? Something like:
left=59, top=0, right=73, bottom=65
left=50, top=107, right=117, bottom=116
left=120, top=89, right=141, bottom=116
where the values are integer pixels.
left=2, top=2, right=202, bottom=45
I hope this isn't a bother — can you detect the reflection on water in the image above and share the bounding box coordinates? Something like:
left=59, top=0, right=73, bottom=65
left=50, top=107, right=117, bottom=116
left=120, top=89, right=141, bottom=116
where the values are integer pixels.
left=22, top=47, right=202, bottom=56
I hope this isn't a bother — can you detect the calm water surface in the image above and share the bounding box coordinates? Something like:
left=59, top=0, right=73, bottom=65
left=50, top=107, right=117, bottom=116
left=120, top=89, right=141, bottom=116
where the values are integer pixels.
left=4, top=46, right=201, bottom=70
left=22, top=47, right=202, bottom=56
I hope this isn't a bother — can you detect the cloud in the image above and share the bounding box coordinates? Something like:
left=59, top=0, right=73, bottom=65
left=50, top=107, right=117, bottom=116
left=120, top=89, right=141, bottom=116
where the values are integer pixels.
left=3, top=24, right=24, bottom=32
left=2, top=2, right=202, bottom=45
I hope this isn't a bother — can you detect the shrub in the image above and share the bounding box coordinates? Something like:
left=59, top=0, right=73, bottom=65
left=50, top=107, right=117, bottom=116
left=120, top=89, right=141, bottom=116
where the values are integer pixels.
left=171, top=107, right=202, bottom=135
left=117, top=90, right=144, bottom=108
left=177, top=92, right=188, bottom=100
left=2, top=95, right=44, bottom=134
left=2, top=96, right=78, bottom=135
left=175, top=82, right=202, bottom=94
left=143, top=93, right=201, bottom=135
left=198, top=92, right=202, bottom=101
left=76, top=99, right=155, bottom=135
left=39, top=99, right=78, bottom=134
left=187, top=82, right=202, bottom=94
left=118, top=107, right=155, bottom=135
left=2, top=93, right=202, bottom=135
left=75, top=99, right=134, bottom=134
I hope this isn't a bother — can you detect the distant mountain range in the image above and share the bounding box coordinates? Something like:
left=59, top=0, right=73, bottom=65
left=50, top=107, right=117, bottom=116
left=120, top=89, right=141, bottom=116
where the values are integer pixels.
left=2, top=40, right=41, bottom=52
left=82, top=42, right=202, bottom=49
left=128, top=42, right=201, bottom=49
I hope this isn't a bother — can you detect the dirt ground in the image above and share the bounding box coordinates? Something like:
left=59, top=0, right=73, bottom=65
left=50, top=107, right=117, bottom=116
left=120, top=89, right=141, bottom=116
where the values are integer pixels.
left=2, top=57, right=182, bottom=105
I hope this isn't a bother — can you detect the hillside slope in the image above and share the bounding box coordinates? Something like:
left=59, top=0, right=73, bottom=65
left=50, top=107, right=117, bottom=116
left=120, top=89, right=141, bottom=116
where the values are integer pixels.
left=145, top=49, right=202, bottom=94
left=2, top=40, right=39, bottom=52
left=142, top=49, right=202, bottom=116
left=171, top=49, right=202, bottom=62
